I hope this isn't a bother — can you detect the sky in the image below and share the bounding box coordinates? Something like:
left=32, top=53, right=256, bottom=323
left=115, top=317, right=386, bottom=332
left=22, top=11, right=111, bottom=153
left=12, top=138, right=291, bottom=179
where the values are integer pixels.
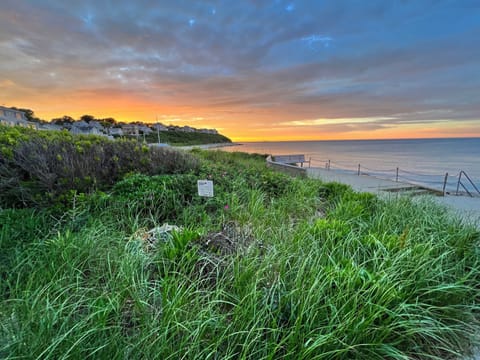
left=1, top=0, right=479, bottom=141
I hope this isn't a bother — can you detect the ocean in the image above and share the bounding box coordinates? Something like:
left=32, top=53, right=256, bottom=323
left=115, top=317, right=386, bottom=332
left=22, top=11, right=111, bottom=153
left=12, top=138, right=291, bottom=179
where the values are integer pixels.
left=223, top=138, right=480, bottom=194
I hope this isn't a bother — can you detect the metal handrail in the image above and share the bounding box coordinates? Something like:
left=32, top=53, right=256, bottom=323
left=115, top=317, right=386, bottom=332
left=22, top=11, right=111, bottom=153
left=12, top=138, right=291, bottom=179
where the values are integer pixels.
left=290, top=155, right=480, bottom=197
left=456, top=170, right=480, bottom=197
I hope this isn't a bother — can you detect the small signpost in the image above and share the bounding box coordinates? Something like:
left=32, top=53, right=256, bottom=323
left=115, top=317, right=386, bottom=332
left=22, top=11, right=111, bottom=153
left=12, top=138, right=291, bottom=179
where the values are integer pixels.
left=197, top=180, right=214, bottom=197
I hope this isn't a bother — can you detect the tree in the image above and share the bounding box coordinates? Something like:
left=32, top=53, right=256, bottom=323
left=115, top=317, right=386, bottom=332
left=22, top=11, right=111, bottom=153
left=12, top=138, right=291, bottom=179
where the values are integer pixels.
left=99, top=117, right=117, bottom=128
left=51, top=115, right=74, bottom=125
left=80, top=115, right=95, bottom=123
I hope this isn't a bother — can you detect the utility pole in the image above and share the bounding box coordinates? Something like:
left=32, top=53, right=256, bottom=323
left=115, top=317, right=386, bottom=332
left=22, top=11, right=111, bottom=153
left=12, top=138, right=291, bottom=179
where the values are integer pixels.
left=156, top=115, right=161, bottom=144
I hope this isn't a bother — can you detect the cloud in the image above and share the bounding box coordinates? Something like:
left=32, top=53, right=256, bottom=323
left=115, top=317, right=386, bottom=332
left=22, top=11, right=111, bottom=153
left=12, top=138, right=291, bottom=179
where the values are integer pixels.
left=280, top=117, right=396, bottom=127
left=0, top=79, right=15, bottom=87
left=301, top=35, right=333, bottom=50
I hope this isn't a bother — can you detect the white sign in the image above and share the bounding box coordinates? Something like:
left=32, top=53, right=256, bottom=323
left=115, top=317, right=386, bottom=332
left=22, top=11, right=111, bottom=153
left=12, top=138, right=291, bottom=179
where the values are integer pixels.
left=197, top=180, right=214, bottom=197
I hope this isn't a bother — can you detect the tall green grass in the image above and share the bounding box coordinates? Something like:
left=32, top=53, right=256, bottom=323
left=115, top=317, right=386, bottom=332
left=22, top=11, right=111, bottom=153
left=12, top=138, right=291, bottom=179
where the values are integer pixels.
left=1, top=151, right=479, bottom=359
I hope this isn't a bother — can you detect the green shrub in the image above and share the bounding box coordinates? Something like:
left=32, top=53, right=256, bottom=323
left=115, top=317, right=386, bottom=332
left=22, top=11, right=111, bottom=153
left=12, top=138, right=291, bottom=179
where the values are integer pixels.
left=0, top=126, right=199, bottom=208
left=195, top=150, right=294, bottom=201
left=144, top=130, right=232, bottom=145
left=317, top=181, right=352, bottom=202
left=257, top=171, right=293, bottom=197
left=329, top=190, right=378, bottom=221
left=111, top=173, right=199, bottom=223
left=158, top=229, right=201, bottom=265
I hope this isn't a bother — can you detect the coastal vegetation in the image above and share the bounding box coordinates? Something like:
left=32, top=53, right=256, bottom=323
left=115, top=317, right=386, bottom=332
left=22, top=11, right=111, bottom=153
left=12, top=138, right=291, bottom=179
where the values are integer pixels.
left=0, top=125, right=198, bottom=208
left=0, top=127, right=479, bottom=359
left=141, top=130, right=232, bottom=146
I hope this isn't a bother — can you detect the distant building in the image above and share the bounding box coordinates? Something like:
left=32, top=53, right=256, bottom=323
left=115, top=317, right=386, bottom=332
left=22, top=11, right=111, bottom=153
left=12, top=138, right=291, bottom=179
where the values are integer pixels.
left=109, top=127, right=124, bottom=136
left=122, top=124, right=139, bottom=136
left=180, top=126, right=195, bottom=133
left=0, top=106, right=37, bottom=129
left=38, top=123, right=63, bottom=131
left=138, top=125, right=153, bottom=134
left=70, top=120, right=104, bottom=136
left=89, top=120, right=106, bottom=132
left=59, top=122, right=73, bottom=130
left=199, top=128, right=218, bottom=134
left=152, top=123, right=168, bottom=132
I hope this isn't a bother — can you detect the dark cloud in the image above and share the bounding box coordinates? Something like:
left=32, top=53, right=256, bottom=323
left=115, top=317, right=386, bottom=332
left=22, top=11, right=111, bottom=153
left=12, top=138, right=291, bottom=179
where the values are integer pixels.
left=0, top=0, right=479, bottom=135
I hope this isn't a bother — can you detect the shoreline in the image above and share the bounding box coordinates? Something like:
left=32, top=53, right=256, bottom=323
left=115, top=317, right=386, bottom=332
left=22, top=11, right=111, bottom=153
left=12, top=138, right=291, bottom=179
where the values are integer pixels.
left=175, top=142, right=242, bottom=150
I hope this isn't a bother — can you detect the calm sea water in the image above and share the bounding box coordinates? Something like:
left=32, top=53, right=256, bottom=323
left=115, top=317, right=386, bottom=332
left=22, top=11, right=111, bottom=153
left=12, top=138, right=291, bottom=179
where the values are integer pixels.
left=223, top=138, right=480, bottom=193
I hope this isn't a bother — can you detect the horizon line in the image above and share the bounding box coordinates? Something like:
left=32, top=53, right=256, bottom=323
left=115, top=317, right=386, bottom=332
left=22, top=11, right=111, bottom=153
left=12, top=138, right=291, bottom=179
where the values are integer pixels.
left=234, top=136, right=480, bottom=143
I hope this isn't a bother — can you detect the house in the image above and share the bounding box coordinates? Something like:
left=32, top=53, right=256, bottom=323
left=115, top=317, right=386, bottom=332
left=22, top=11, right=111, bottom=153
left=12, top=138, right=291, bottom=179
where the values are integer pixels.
left=89, top=120, right=106, bottom=133
left=109, top=127, right=124, bottom=136
left=59, top=122, right=73, bottom=130
left=70, top=120, right=104, bottom=136
left=122, top=124, right=139, bottom=136
left=199, top=128, right=218, bottom=134
left=38, top=123, right=63, bottom=131
left=0, top=106, right=37, bottom=129
left=180, top=126, right=195, bottom=133
left=138, top=125, right=152, bottom=134
left=152, top=123, right=168, bottom=132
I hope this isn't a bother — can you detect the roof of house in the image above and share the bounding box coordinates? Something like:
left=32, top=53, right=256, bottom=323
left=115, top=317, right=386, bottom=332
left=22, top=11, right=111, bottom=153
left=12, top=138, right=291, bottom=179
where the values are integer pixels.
left=0, top=107, right=37, bottom=128
left=0, top=106, right=26, bottom=114
left=71, top=120, right=91, bottom=129
left=38, top=123, right=63, bottom=130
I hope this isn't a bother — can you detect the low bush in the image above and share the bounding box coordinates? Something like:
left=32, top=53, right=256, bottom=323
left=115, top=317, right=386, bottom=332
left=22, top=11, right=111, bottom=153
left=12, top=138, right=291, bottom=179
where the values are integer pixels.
left=195, top=149, right=295, bottom=200
left=0, top=125, right=199, bottom=208
left=111, top=173, right=199, bottom=223
left=143, top=130, right=232, bottom=145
